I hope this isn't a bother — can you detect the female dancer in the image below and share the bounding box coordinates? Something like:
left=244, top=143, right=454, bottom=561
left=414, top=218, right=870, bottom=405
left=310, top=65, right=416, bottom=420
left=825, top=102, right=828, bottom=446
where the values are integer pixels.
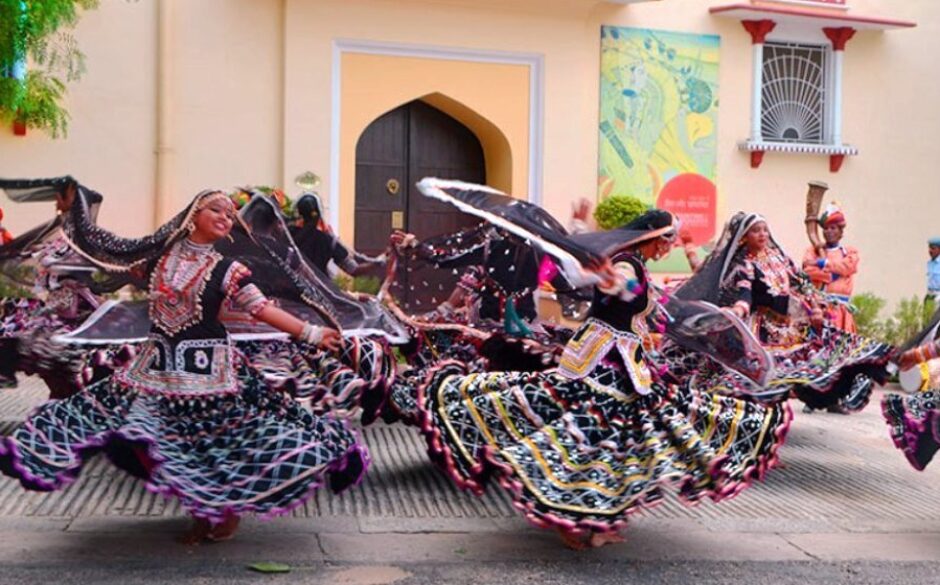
left=290, top=192, right=384, bottom=276
left=0, top=178, right=103, bottom=396
left=883, top=308, right=940, bottom=470
left=672, top=212, right=891, bottom=413
left=412, top=209, right=791, bottom=549
left=0, top=187, right=367, bottom=543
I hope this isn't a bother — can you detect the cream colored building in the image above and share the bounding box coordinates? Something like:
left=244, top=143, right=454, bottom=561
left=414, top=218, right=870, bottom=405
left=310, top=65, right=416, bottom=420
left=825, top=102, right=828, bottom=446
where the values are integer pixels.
left=0, top=0, right=934, bottom=304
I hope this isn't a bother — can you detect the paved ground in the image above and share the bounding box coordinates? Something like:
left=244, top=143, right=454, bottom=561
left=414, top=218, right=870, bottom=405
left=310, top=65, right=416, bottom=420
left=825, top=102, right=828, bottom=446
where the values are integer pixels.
left=0, top=377, right=938, bottom=583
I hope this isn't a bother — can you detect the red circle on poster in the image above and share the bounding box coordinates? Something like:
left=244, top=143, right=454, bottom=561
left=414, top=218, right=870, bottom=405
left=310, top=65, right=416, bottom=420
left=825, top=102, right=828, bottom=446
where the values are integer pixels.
left=656, top=173, right=717, bottom=245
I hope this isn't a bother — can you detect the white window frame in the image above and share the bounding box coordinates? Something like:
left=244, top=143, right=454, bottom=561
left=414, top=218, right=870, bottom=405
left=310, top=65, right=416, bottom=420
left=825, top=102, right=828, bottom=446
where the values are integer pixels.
left=739, top=24, right=858, bottom=169
left=759, top=40, right=833, bottom=146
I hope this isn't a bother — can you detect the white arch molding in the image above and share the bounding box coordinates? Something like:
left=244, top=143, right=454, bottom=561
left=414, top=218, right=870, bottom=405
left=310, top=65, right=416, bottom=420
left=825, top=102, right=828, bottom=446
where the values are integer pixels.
left=329, top=38, right=545, bottom=229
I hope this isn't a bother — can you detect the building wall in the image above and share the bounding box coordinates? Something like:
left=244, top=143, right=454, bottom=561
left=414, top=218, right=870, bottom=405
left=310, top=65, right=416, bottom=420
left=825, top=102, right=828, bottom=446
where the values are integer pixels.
left=0, top=0, right=936, bottom=305
left=0, top=0, right=157, bottom=237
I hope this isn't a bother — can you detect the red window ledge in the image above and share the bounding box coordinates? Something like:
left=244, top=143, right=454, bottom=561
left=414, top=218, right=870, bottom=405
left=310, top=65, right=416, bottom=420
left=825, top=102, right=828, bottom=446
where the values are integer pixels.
left=739, top=140, right=858, bottom=173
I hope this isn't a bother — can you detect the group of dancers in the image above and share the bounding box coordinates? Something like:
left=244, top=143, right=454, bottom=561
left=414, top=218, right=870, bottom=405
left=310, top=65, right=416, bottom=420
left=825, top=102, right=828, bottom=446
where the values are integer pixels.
left=0, top=175, right=935, bottom=549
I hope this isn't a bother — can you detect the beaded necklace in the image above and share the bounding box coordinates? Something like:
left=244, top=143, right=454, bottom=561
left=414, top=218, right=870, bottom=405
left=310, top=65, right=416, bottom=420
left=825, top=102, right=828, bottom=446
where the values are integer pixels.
left=149, top=239, right=222, bottom=336
left=747, top=247, right=791, bottom=297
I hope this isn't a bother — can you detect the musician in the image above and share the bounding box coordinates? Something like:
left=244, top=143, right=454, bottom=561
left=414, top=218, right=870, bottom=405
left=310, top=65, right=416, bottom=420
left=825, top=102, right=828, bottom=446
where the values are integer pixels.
left=0, top=208, right=12, bottom=245
left=801, top=202, right=859, bottom=332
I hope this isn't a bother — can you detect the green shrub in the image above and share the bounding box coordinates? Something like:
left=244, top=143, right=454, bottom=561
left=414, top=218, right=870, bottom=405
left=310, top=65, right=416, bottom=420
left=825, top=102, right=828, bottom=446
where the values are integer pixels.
left=0, top=276, right=30, bottom=298
left=850, top=293, right=931, bottom=347
left=884, top=296, right=928, bottom=347
left=351, top=275, right=381, bottom=295
left=851, top=292, right=886, bottom=340
left=593, top=195, right=649, bottom=231
left=925, top=297, right=937, bottom=325
left=333, top=273, right=352, bottom=292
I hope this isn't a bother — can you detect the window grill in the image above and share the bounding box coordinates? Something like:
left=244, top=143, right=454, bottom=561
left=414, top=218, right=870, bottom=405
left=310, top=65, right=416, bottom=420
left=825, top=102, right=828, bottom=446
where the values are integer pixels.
left=760, top=42, right=829, bottom=144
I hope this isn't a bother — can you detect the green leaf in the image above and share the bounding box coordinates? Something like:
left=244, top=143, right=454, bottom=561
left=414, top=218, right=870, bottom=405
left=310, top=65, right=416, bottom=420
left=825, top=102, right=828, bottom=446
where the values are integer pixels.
left=0, top=0, right=99, bottom=137
left=247, top=562, right=292, bottom=574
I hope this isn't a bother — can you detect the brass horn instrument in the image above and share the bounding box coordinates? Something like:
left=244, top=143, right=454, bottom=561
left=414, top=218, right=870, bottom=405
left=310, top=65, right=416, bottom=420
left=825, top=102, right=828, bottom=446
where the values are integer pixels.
left=805, top=181, right=829, bottom=258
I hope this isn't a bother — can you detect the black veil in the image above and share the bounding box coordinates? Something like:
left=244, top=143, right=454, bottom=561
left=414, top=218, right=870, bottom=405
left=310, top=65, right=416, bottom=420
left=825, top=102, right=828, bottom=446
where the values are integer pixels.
left=675, top=211, right=792, bottom=305
left=414, top=178, right=772, bottom=384
left=222, top=194, right=408, bottom=341
left=415, top=178, right=680, bottom=285
left=0, top=177, right=106, bottom=294
left=53, top=185, right=408, bottom=344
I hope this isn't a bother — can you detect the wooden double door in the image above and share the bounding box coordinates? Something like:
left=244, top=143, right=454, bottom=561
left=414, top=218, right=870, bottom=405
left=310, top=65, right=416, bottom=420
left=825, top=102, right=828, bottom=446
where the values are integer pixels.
left=355, top=100, right=485, bottom=310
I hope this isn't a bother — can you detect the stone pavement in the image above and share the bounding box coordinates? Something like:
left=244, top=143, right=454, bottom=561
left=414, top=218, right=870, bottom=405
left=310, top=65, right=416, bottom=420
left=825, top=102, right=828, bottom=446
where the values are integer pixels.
left=0, top=376, right=938, bottom=569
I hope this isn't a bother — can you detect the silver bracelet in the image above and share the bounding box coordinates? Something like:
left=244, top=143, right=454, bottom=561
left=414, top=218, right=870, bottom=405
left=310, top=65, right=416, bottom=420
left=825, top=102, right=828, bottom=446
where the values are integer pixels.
left=299, top=322, right=324, bottom=345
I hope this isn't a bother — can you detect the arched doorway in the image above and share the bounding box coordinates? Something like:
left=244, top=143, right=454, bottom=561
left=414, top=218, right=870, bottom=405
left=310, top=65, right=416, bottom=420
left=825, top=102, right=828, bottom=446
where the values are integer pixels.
left=355, top=100, right=485, bottom=310
left=355, top=99, right=485, bottom=251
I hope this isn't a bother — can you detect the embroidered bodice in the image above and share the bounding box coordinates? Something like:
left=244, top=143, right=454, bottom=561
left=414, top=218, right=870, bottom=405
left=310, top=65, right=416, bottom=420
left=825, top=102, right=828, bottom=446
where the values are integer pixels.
left=723, top=247, right=798, bottom=318
left=148, top=239, right=269, bottom=340
left=588, top=253, right=654, bottom=337
left=120, top=239, right=272, bottom=398
left=557, top=252, right=655, bottom=396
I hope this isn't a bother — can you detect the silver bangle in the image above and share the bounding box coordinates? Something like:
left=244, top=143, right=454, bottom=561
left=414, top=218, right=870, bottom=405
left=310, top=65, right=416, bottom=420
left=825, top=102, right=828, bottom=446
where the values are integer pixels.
left=300, top=322, right=324, bottom=345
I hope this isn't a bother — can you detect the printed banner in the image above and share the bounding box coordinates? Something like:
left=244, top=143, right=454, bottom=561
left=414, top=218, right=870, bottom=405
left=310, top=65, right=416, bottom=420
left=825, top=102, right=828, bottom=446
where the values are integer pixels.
left=598, top=26, right=720, bottom=273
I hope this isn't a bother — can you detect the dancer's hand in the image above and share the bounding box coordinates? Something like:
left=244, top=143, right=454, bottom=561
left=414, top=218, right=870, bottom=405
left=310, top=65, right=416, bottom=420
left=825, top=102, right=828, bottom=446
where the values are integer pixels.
left=389, top=230, right=417, bottom=250
left=318, top=328, right=344, bottom=353
left=897, top=348, right=922, bottom=370
left=595, top=260, right=622, bottom=292
left=809, top=307, right=825, bottom=329
left=571, top=198, right=591, bottom=222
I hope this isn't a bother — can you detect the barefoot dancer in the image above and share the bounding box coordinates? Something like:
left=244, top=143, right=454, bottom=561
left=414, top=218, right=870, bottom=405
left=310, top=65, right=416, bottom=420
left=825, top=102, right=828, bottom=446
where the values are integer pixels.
left=407, top=184, right=790, bottom=549
left=670, top=212, right=891, bottom=414
left=0, top=186, right=367, bottom=543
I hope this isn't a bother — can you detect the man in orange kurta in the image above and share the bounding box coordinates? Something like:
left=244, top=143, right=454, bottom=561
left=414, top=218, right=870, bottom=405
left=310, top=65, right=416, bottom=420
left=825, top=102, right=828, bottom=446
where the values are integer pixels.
left=802, top=203, right=859, bottom=332
left=0, top=208, right=13, bottom=246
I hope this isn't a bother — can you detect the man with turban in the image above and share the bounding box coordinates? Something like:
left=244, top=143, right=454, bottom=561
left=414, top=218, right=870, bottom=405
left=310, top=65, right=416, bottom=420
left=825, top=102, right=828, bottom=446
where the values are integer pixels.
left=802, top=202, right=859, bottom=332
left=0, top=208, right=12, bottom=246
left=928, top=237, right=940, bottom=309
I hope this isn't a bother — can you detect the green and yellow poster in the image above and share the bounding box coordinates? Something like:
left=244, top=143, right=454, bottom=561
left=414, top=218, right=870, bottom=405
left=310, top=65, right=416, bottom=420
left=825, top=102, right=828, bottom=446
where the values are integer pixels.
left=599, top=26, right=720, bottom=271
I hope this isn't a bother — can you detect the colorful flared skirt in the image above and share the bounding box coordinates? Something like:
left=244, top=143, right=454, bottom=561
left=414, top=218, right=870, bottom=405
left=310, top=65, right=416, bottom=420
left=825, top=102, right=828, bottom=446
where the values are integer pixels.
left=661, top=325, right=890, bottom=412
left=882, top=390, right=940, bottom=471
left=413, top=360, right=791, bottom=534
left=384, top=328, right=568, bottom=426
left=0, top=358, right=367, bottom=523
left=239, top=336, right=395, bottom=424
left=0, top=297, right=86, bottom=397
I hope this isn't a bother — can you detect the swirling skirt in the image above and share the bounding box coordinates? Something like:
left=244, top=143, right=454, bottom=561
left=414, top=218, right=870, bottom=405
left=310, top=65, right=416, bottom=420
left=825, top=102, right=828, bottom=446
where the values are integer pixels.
left=0, top=360, right=367, bottom=524
left=0, top=297, right=85, bottom=398
left=240, top=336, right=395, bottom=424
left=661, top=326, right=890, bottom=412
left=414, top=361, right=791, bottom=534
left=384, top=329, right=567, bottom=426
left=882, top=390, right=940, bottom=471
left=78, top=336, right=394, bottom=422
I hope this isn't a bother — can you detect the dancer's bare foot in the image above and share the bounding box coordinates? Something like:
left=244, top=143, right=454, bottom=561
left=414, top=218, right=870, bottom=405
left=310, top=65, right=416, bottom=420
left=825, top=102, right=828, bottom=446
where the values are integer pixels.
left=207, top=514, right=240, bottom=542
left=588, top=531, right=625, bottom=548
left=178, top=517, right=211, bottom=545
left=556, top=529, right=588, bottom=551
